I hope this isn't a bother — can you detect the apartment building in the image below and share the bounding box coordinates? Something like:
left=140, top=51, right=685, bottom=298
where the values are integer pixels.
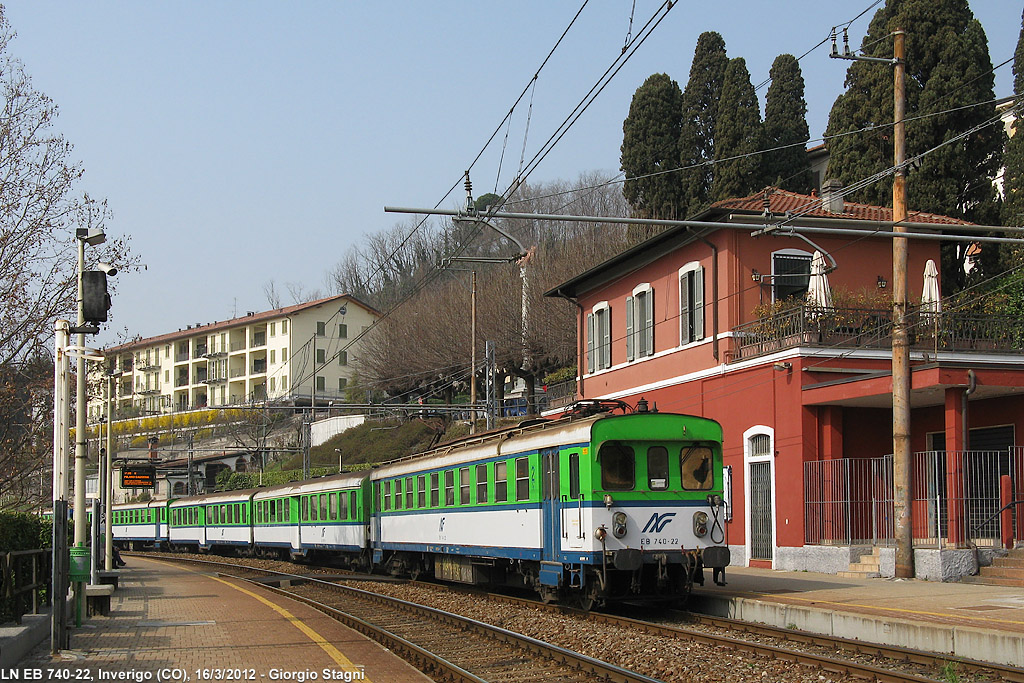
left=89, top=294, right=379, bottom=420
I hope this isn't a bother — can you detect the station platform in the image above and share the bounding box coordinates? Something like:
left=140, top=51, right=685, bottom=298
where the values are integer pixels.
left=691, top=565, right=1024, bottom=667
left=13, top=556, right=431, bottom=682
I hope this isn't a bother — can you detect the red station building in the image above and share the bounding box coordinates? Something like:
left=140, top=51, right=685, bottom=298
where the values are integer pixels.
left=545, top=185, right=1024, bottom=580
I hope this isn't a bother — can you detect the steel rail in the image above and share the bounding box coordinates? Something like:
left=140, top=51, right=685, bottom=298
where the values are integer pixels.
left=147, top=555, right=663, bottom=683
left=138, top=554, right=1024, bottom=682
left=481, top=591, right=1024, bottom=683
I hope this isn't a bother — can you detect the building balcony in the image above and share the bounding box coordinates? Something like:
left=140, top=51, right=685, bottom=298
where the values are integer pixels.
left=192, top=345, right=208, bottom=358
left=137, top=388, right=161, bottom=395
left=229, top=341, right=246, bottom=352
left=251, top=332, right=266, bottom=348
left=175, top=352, right=190, bottom=363
left=138, top=362, right=159, bottom=371
left=730, top=305, right=1024, bottom=362
left=251, top=360, right=267, bottom=375
left=202, top=349, right=227, bottom=358
left=175, top=376, right=189, bottom=387
left=230, top=368, right=246, bottom=378
left=202, top=376, right=227, bottom=384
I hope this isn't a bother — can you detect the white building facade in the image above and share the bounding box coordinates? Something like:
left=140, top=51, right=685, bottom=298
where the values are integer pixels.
left=89, top=294, right=378, bottom=420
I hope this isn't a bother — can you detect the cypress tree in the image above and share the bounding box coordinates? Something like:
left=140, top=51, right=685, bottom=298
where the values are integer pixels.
left=1002, top=9, right=1024, bottom=229
left=763, top=54, right=812, bottom=194
left=825, top=0, right=1003, bottom=293
left=620, top=72, right=684, bottom=221
left=679, top=32, right=729, bottom=215
left=711, top=57, right=765, bottom=201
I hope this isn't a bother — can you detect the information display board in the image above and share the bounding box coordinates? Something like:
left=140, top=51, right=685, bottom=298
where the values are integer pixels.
left=121, top=466, right=156, bottom=488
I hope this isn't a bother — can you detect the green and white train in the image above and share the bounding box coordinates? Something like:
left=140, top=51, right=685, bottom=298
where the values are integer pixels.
left=112, top=402, right=730, bottom=606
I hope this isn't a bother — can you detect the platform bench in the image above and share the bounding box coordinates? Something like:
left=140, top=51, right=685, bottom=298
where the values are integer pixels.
left=85, top=584, right=115, bottom=616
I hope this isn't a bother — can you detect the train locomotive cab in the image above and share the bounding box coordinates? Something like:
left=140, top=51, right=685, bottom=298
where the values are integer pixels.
left=541, top=409, right=729, bottom=607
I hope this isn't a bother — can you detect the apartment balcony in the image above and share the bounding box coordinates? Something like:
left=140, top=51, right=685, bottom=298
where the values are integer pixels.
left=138, top=362, right=159, bottom=371
left=175, top=375, right=189, bottom=387
left=251, top=332, right=266, bottom=348
left=251, top=359, right=267, bottom=375
left=194, top=369, right=208, bottom=383
left=202, top=348, right=227, bottom=358
left=229, top=341, right=246, bottom=352
left=192, top=345, right=208, bottom=359
left=137, top=388, right=161, bottom=395
left=175, top=352, right=190, bottom=363
left=230, top=368, right=246, bottom=378
left=202, top=376, right=227, bottom=384
left=730, top=305, right=1024, bottom=362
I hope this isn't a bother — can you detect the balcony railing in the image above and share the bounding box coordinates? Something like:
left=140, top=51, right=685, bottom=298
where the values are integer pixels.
left=229, top=341, right=246, bottom=352
left=731, top=305, right=1024, bottom=361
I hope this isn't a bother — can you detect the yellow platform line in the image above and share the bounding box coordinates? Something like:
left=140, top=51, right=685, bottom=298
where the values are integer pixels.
left=733, top=590, right=1024, bottom=628
left=156, top=559, right=372, bottom=681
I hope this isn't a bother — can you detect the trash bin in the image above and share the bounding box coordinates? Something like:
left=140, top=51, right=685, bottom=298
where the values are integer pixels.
left=69, top=545, right=91, bottom=583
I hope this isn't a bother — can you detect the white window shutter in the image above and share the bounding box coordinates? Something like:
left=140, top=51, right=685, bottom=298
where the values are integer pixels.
left=586, top=313, right=595, bottom=373
left=644, top=289, right=654, bottom=356
left=694, top=267, right=704, bottom=340
left=625, top=296, right=634, bottom=361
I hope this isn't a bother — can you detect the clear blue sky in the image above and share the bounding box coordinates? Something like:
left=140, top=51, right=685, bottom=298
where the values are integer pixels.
left=3, top=1, right=1019, bottom=347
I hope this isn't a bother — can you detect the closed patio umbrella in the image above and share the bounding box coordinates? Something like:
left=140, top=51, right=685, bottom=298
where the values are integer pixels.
left=921, top=259, right=941, bottom=314
left=806, top=250, right=832, bottom=315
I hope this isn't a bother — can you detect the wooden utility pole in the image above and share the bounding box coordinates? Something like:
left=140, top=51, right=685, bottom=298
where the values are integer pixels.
left=891, top=29, right=914, bottom=579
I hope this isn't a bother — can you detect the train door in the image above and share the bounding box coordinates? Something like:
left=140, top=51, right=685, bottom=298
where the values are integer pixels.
left=562, top=450, right=585, bottom=549
left=541, top=448, right=562, bottom=561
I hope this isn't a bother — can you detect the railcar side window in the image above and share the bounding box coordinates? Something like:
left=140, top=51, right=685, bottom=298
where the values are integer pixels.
left=495, top=462, right=508, bottom=502
left=648, top=446, right=669, bottom=490
left=417, top=475, right=426, bottom=508
left=320, top=494, right=328, bottom=520
left=406, top=477, right=414, bottom=509
left=476, top=464, right=488, bottom=504
left=330, top=493, right=338, bottom=520
left=460, top=467, right=471, bottom=505
left=515, top=457, right=530, bottom=501
left=569, top=453, right=581, bottom=499
left=383, top=481, right=391, bottom=511
left=599, top=441, right=635, bottom=491
left=302, top=497, right=309, bottom=521
left=430, top=473, right=439, bottom=507
left=444, top=470, right=455, bottom=506
left=680, top=446, right=714, bottom=490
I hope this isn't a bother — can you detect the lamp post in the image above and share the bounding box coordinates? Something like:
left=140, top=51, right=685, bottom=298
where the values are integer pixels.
left=73, top=227, right=105, bottom=622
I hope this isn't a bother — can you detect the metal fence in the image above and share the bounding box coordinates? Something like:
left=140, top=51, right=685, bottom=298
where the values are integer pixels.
left=804, top=448, right=1024, bottom=547
left=1, top=549, right=51, bottom=625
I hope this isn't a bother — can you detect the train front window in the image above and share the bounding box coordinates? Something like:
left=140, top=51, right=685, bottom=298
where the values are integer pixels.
left=599, top=441, right=635, bottom=491
left=648, top=446, right=669, bottom=490
left=681, top=446, right=714, bottom=490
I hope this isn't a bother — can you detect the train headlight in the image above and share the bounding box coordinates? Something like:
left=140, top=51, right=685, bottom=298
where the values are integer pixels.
left=693, top=511, right=709, bottom=537
left=612, top=511, right=628, bottom=538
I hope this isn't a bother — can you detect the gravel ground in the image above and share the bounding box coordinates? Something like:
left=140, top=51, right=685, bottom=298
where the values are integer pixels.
left=143, top=553, right=991, bottom=682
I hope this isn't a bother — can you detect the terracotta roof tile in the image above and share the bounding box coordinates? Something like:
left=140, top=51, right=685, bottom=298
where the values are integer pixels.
left=710, top=187, right=973, bottom=226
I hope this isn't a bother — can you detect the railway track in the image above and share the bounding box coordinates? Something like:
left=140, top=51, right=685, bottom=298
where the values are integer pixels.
left=139, top=553, right=1024, bottom=683
left=149, top=555, right=663, bottom=683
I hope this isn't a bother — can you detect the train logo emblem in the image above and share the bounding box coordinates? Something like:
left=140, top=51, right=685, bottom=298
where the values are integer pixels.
left=641, top=512, right=677, bottom=533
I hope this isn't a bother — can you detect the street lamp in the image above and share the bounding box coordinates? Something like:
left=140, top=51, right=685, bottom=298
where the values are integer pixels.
left=73, top=226, right=105, bottom=626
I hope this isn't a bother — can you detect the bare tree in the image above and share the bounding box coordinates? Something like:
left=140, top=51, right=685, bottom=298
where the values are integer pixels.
left=0, top=9, right=130, bottom=504
left=356, top=175, right=632, bottom=413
